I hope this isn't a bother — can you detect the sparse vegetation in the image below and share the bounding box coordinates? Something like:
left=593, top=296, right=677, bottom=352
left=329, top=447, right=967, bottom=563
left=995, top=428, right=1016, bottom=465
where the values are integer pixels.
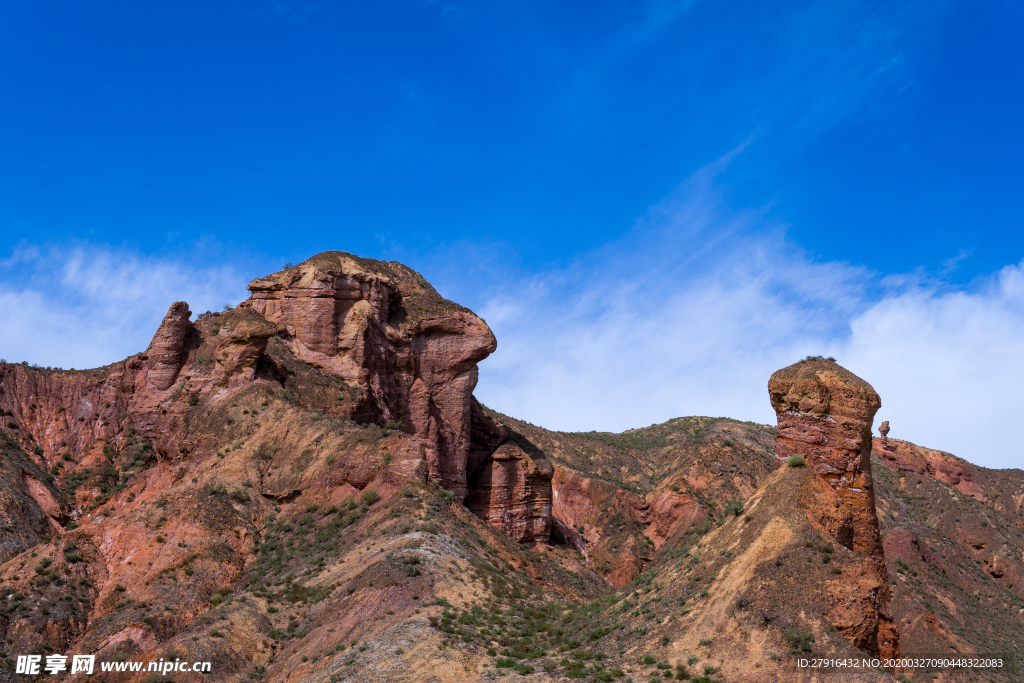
left=783, top=627, right=814, bottom=653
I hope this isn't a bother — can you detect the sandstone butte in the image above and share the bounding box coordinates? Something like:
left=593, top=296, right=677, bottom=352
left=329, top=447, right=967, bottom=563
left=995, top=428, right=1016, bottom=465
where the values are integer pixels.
left=0, top=252, right=1021, bottom=683
left=768, top=358, right=898, bottom=657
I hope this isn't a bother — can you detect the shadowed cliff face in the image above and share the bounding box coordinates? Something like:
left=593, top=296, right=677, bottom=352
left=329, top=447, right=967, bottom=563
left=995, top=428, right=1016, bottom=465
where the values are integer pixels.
left=768, top=358, right=898, bottom=657
left=464, top=401, right=553, bottom=545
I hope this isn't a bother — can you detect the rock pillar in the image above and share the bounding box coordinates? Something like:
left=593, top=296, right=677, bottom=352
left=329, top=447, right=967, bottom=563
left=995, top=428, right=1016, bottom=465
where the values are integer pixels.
left=769, top=358, right=898, bottom=657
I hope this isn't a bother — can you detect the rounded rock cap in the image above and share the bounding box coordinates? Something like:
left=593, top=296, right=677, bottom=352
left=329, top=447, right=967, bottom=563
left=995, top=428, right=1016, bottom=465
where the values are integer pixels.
left=768, top=357, right=880, bottom=421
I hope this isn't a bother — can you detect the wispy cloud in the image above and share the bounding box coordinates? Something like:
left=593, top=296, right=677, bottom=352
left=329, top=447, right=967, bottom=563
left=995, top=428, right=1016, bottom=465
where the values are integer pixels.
left=0, top=244, right=248, bottom=369
left=3, top=193, right=1022, bottom=470
left=428, top=161, right=1024, bottom=470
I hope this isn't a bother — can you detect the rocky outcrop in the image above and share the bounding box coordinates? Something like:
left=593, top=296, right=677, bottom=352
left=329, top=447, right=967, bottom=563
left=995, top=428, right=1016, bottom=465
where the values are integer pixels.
left=145, top=302, right=192, bottom=391
left=0, top=251, right=550, bottom=682
left=769, top=358, right=898, bottom=657
left=874, top=437, right=988, bottom=504
left=550, top=467, right=654, bottom=586
left=242, top=252, right=496, bottom=500
left=209, top=308, right=277, bottom=387
left=0, top=252, right=548, bottom=545
left=464, top=400, right=553, bottom=544
left=465, top=441, right=553, bottom=545
left=0, top=440, right=65, bottom=561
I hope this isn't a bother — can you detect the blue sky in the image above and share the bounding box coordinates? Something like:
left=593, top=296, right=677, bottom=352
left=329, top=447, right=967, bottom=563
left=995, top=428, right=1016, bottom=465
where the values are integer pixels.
left=2, top=1, right=1023, bottom=467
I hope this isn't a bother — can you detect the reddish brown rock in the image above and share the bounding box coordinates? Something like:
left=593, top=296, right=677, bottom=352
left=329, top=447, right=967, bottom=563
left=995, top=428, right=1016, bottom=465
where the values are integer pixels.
left=0, top=439, right=65, bottom=561
left=769, top=357, right=898, bottom=657
left=644, top=489, right=704, bottom=549
left=465, top=441, right=553, bottom=545
left=145, top=302, right=192, bottom=391
left=242, top=252, right=496, bottom=500
left=0, top=251, right=557, bottom=683
left=0, top=253, right=535, bottom=537
left=465, top=400, right=553, bottom=544
left=550, top=467, right=654, bottom=586
left=210, top=308, right=277, bottom=387
left=874, top=437, right=988, bottom=504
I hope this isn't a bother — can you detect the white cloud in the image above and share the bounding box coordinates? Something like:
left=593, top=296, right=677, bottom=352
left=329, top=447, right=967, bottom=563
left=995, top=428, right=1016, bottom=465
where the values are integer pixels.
left=460, top=170, right=1024, bottom=470
left=3, top=206, right=1022, bottom=471
left=0, top=244, right=248, bottom=370
left=842, top=266, right=1024, bottom=469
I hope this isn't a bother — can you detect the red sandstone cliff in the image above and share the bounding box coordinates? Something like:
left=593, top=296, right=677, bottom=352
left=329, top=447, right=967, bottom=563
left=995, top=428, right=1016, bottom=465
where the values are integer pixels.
left=768, top=357, right=898, bottom=657
left=0, top=253, right=550, bottom=547
left=464, top=400, right=552, bottom=545
left=240, top=252, right=498, bottom=501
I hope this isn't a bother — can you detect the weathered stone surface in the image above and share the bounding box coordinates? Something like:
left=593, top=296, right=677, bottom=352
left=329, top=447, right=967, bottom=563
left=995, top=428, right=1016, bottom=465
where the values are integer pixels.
left=550, top=466, right=652, bottom=587
left=242, top=252, right=496, bottom=500
left=465, top=400, right=553, bottom=544
left=145, top=302, right=192, bottom=391
left=465, top=441, right=553, bottom=545
left=874, top=437, right=988, bottom=504
left=210, top=308, right=277, bottom=387
left=0, top=441, right=65, bottom=561
left=769, top=357, right=898, bottom=657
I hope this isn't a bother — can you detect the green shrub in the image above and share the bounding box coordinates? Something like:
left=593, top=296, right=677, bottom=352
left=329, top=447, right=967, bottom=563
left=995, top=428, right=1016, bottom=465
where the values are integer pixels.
left=361, top=490, right=381, bottom=506
left=783, top=627, right=814, bottom=653
left=229, top=488, right=251, bottom=503
left=642, top=655, right=656, bottom=665
left=786, top=455, right=805, bottom=467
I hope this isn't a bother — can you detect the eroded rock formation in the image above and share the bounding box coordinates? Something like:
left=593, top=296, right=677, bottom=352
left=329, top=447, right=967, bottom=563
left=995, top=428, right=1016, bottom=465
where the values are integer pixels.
left=874, top=437, right=987, bottom=504
left=465, top=401, right=552, bottom=544
left=769, top=358, right=898, bottom=657
left=241, top=252, right=497, bottom=500
left=0, top=252, right=549, bottom=545
left=145, top=302, right=192, bottom=391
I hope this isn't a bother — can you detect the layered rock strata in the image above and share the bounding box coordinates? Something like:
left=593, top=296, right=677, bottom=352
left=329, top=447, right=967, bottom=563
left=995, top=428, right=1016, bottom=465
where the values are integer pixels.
left=242, top=252, right=497, bottom=500
left=0, top=252, right=549, bottom=546
left=874, top=437, right=988, bottom=504
left=465, top=401, right=552, bottom=544
left=145, top=301, right=192, bottom=391
left=768, top=358, right=898, bottom=657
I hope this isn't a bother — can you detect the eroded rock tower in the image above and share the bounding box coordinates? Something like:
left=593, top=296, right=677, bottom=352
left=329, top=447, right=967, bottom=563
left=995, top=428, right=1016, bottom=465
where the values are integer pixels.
left=769, top=357, right=898, bottom=657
